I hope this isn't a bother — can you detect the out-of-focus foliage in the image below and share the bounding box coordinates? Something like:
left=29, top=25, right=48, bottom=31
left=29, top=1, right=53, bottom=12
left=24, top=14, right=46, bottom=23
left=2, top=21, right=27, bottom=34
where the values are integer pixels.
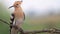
left=0, top=3, right=10, bottom=34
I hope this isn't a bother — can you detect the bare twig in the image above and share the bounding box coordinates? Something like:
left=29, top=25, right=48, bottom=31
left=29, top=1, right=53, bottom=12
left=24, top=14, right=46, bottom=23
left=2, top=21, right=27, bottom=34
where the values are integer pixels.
left=0, top=18, right=9, bottom=25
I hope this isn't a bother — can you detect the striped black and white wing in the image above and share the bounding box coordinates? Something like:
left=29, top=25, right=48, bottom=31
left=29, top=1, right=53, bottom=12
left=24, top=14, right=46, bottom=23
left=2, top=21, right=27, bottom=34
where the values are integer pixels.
left=10, top=13, right=15, bottom=34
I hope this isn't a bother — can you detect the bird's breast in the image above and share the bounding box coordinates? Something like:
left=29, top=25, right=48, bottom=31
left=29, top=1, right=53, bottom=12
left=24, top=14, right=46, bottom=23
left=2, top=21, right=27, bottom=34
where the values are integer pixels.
left=14, top=11, right=24, bottom=19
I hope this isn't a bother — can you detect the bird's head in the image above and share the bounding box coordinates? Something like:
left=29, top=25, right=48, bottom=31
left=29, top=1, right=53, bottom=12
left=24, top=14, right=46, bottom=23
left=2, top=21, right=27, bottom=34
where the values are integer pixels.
left=9, top=1, right=23, bottom=9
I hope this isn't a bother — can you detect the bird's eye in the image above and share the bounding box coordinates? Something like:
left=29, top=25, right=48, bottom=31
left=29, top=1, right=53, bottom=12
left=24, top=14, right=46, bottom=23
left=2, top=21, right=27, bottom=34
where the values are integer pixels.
left=16, top=4, right=18, bottom=5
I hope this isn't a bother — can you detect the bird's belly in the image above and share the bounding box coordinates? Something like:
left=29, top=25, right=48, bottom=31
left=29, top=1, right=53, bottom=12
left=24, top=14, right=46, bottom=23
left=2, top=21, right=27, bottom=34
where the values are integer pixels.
left=15, top=18, right=24, bottom=27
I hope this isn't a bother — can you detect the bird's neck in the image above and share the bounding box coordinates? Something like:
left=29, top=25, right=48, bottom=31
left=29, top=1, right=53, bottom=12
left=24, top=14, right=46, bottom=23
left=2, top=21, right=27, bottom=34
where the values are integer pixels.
left=14, top=6, right=22, bottom=11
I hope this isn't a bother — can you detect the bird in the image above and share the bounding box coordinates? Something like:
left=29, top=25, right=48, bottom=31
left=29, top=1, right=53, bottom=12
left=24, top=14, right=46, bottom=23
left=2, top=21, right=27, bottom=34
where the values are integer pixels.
left=9, top=0, right=25, bottom=34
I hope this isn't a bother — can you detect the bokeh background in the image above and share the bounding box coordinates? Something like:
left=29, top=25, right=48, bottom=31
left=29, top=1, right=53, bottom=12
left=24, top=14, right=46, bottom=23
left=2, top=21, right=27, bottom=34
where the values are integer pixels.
left=0, top=0, right=60, bottom=34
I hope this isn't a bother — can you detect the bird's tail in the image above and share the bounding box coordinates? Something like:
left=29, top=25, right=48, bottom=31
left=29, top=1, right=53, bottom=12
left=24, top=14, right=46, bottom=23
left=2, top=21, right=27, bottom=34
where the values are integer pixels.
left=10, top=27, right=18, bottom=34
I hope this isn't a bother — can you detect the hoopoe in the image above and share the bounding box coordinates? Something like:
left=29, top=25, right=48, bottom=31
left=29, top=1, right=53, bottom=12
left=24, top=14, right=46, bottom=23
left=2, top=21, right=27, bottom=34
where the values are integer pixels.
left=9, top=0, right=25, bottom=34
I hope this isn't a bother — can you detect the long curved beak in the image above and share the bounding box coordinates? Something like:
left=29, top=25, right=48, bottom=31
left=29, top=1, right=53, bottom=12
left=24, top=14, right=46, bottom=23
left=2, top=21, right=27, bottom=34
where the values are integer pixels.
left=8, top=6, right=14, bottom=9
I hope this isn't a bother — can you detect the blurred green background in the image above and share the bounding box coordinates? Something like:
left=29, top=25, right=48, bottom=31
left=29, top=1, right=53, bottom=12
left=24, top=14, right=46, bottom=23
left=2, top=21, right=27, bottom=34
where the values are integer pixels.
left=0, top=3, right=10, bottom=34
left=0, top=1, right=60, bottom=34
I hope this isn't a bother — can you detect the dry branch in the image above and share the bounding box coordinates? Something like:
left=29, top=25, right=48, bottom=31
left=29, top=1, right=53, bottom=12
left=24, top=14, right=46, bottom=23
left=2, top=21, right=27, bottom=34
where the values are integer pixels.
left=23, top=28, right=60, bottom=34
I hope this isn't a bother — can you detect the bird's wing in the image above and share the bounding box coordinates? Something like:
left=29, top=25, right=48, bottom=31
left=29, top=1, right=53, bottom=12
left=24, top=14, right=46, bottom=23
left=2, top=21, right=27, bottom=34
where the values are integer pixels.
left=10, top=13, right=15, bottom=34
